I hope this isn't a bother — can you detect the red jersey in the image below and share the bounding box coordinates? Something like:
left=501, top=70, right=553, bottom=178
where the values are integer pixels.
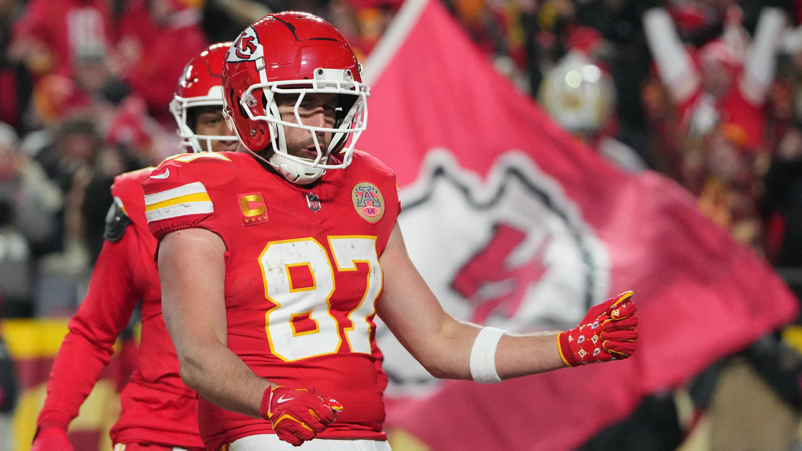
left=143, top=151, right=400, bottom=451
left=677, top=78, right=766, bottom=151
left=12, top=0, right=114, bottom=77
left=36, top=168, right=203, bottom=449
left=118, top=0, right=208, bottom=122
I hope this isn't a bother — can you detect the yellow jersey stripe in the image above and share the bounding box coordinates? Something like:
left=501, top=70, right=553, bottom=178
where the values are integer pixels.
left=144, top=181, right=208, bottom=206
left=145, top=192, right=211, bottom=213
left=145, top=200, right=213, bottom=222
left=145, top=181, right=214, bottom=223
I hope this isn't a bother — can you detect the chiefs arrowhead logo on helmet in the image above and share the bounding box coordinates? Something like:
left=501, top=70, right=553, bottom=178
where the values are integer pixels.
left=228, top=26, right=263, bottom=63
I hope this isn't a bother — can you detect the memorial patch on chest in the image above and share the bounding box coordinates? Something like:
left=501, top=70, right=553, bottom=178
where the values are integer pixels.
left=351, top=182, right=384, bottom=223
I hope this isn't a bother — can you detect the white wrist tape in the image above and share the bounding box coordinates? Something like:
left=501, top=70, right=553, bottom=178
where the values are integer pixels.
left=469, top=326, right=508, bottom=383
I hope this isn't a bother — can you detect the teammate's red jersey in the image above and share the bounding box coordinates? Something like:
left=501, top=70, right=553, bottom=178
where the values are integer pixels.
left=143, top=151, right=400, bottom=451
left=36, top=168, right=204, bottom=449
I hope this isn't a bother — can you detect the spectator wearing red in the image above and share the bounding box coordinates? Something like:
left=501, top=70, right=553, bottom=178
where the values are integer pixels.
left=9, top=0, right=114, bottom=79
left=117, top=0, right=208, bottom=124
left=643, top=5, right=787, bottom=152
left=696, top=122, right=766, bottom=248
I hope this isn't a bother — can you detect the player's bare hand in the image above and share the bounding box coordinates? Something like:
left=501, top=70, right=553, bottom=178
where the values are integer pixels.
left=557, top=291, right=638, bottom=366
left=260, top=385, right=342, bottom=447
left=31, top=427, right=74, bottom=451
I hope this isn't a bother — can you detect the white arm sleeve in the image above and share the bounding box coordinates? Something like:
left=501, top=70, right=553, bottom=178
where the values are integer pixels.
left=643, top=7, right=699, bottom=102
left=741, top=7, right=788, bottom=104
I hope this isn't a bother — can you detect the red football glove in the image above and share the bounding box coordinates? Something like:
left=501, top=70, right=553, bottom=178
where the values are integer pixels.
left=31, top=427, right=74, bottom=451
left=557, top=291, right=638, bottom=367
left=260, top=385, right=342, bottom=447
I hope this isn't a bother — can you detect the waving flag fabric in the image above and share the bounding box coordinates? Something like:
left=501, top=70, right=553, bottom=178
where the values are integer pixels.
left=360, top=1, right=799, bottom=449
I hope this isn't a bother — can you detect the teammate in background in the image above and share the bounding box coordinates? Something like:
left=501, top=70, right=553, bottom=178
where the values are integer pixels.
left=145, top=13, right=639, bottom=451
left=31, top=42, right=238, bottom=451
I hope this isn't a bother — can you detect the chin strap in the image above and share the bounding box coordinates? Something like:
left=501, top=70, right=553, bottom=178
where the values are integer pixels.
left=244, top=147, right=326, bottom=185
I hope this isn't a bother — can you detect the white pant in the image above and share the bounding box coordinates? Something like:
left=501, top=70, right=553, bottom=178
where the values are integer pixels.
left=228, top=435, right=392, bottom=451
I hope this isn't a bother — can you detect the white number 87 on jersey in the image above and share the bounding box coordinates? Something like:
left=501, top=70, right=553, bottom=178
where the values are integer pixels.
left=259, top=236, right=382, bottom=361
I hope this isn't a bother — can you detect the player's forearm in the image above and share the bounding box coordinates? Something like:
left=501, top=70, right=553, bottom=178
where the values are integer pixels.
left=494, top=332, right=565, bottom=379
left=177, top=340, right=270, bottom=419
left=38, top=330, right=114, bottom=429
left=378, top=264, right=563, bottom=380
left=37, top=263, right=135, bottom=431
left=418, top=321, right=564, bottom=381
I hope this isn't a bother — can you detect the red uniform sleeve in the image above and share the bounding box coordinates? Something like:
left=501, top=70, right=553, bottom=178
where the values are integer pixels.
left=36, top=224, right=144, bottom=431
left=142, top=155, right=230, bottom=241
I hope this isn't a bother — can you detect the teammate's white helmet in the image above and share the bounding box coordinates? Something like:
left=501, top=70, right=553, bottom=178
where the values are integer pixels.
left=171, top=42, right=240, bottom=153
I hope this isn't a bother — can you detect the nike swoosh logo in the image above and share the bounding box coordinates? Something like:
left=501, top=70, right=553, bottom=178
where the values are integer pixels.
left=150, top=169, right=170, bottom=179
left=276, top=395, right=294, bottom=404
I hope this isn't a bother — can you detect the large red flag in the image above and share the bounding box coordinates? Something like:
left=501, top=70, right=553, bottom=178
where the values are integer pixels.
left=359, top=0, right=800, bottom=450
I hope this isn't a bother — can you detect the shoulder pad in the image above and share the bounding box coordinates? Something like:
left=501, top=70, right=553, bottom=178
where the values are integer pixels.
left=104, top=199, right=131, bottom=242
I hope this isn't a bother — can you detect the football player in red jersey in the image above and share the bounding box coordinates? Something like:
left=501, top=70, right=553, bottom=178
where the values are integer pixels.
left=30, top=42, right=238, bottom=451
left=145, top=13, right=639, bottom=451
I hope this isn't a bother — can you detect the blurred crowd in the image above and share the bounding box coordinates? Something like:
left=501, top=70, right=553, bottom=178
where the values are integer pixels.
left=0, top=0, right=799, bottom=318
left=0, top=0, right=801, bottom=449
left=0, top=0, right=398, bottom=319
left=494, top=0, right=802, bottom=268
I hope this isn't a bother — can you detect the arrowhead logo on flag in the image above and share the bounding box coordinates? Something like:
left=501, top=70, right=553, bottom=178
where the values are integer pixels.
left=360, top=0, right=800, bottom=450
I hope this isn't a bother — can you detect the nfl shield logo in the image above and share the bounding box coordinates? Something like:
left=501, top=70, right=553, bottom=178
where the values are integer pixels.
left=307, top=194, right=321, bottom=212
